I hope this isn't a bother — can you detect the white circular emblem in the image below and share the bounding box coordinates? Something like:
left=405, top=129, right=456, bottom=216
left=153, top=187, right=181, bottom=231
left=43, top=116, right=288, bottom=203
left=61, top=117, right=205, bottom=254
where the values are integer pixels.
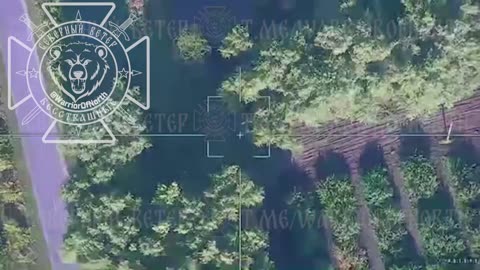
left=26, top=21, right=131, bottom=125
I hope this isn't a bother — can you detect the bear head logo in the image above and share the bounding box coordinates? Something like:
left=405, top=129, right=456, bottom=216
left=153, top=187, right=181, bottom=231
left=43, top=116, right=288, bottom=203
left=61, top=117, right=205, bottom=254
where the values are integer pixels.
left=47, top=42, right=110, bottom=103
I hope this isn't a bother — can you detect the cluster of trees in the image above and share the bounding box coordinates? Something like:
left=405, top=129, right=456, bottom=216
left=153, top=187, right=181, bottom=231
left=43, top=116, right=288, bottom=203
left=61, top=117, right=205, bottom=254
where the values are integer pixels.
left=175, top=24, right=253, bottom=62
left=60, top=85, right=151, bottom=269
left=63, top=151, right=272, bottom=269
left=0, top=127, right=35, bottom=268
left=142, top=166, right=272, bottom=270
left=444, top=156, right=480, bottom=255
left=402, top=155, right=467, bottom=267
left=60, top=87, right=271, bottom=269
left=362, top=167, right=409, bottom=268
left=316, top=176, right=368, bottom=270
left=218, top=0, right=480, bottom=151
left=284, top=175, right=367, bottom=269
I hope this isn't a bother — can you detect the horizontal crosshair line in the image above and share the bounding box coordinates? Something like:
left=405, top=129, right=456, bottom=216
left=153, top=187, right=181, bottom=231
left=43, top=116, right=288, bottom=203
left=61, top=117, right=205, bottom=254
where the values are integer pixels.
left=0, top=133, right=479, bottom=138
left=0, top=133, right=207, bottom=137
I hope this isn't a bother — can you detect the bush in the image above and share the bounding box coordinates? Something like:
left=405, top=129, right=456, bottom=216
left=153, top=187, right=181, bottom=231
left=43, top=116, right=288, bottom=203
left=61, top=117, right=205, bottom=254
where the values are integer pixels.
left=402, top=156, right=438, bottom=203
left=363, top=168, right=394, bottom=207
left=419, top=215, right=466, bottom=260
left=176, top=27, right=211, bottom=62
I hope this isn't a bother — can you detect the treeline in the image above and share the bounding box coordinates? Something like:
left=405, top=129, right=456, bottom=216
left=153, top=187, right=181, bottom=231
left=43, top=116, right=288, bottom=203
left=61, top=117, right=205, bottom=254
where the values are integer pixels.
left=213, top=0, right=480, bottom=151
left=0, top=118, right=35, bottom=269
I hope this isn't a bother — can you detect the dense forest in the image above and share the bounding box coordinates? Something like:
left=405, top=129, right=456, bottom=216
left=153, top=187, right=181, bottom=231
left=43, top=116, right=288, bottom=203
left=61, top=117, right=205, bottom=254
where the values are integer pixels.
left=25, top=0, right=480, bottom=270
left=215, top=0, right=480, bottom=151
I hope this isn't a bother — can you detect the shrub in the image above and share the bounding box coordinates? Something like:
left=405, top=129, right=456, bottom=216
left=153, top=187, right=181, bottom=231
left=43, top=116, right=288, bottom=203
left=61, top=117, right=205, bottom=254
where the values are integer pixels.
left=219, top=25, right=253, bottom=59
left=176, top=27, right=211, bottom=62
left=402, top=156, right=438, bottom=203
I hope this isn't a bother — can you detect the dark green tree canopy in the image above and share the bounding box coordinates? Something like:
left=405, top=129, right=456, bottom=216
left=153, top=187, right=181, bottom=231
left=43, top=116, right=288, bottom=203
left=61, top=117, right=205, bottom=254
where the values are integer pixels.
left=220, top=0, right=480, bottom=151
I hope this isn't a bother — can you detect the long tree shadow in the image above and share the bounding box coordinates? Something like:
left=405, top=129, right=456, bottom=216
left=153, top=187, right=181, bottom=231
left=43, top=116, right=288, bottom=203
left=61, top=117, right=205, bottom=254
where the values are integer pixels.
left=399, top=121, right=431, bottom=161
left=360, top=141, right=423, bottom=267
left=359, top=141, right=386, bottom=173
left=359, top=141, right=399, bottom=200
left=448, top=139, right=480, bottom=166
left=446, top=138, right=480, bottom=226
left=315, top=150, right=351, bottom=181
left=263, top=165, right=332, bottom=270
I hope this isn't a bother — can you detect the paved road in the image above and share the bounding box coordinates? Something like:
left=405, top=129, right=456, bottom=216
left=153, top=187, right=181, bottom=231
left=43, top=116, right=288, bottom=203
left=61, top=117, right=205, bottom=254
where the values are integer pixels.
left=0, top=2, right=77, bottom=270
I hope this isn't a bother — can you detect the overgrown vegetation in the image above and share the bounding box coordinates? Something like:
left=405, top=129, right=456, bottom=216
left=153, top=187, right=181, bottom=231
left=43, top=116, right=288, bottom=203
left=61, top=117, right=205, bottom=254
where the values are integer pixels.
left=402, top=156, right=438, bottom=204
left=444, top=156, right=480, bottom=255
left=142, top=166, right=272, bottom=270
left=0, top=128, right=35, bottom=269
left=219, top=25, right=254, bottom=59
left=55, top=0, right=480, bottom=269
left=316, top=176, right=368, bottom=270
left=362, top=167, right=410, bottom=268
left=61, top=85, right=151, bottom=269
left=402, top=155, right=467, bottom=267
left=219, top=0, right=480, bottom=151
left=61, top=84, right=271, bottom=269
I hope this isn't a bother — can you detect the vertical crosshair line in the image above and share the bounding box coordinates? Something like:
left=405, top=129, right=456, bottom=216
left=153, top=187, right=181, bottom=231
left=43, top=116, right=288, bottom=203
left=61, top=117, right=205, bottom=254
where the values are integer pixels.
left=238, top=168, right=242, bottom=270
left=239, top=68, right=243, bottom=103
left=238, top=67, right=243, bottom=270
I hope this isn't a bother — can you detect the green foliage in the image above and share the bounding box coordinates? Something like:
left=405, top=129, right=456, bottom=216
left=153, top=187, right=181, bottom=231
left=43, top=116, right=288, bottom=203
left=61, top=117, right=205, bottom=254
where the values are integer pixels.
left=445, top=157, right=480, bottom=210
left=219, top=25, right=253, bottom=59
left=316, top=176, right=368, bottom=269
left=143, top=166, right=270, bottom=269
left=443, top=157, right=480, bottom=255
left=0, top=181, right=24, bottom=205
left=402, top=156, right=438, bottom=203
left=61, top=86, right=151, bottom=167
left=419, top=215, right=466, bottom=259
left=176, top=27, right=211, bottom=62
left=363, top=167, right=394, bottom=207
left=362, top=168, right=408, bottom=263
left=61, top=84, right=151, bottom=203
left=402, top=157, right=466, bottom=265
left=61, top=84, right=151, bottom=269
left=35, top=0, right=62, bottom=24
left=64, top=194, right=142, bottom=264
left=220, top=0, right=480, bottom=151
left=0, top=118, right=34, bottom=269
left=0, top=138, right=13, bottom=172
left=1, top=222, right=34, bottom=264
left=338, top=0, right=359, bottom=14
